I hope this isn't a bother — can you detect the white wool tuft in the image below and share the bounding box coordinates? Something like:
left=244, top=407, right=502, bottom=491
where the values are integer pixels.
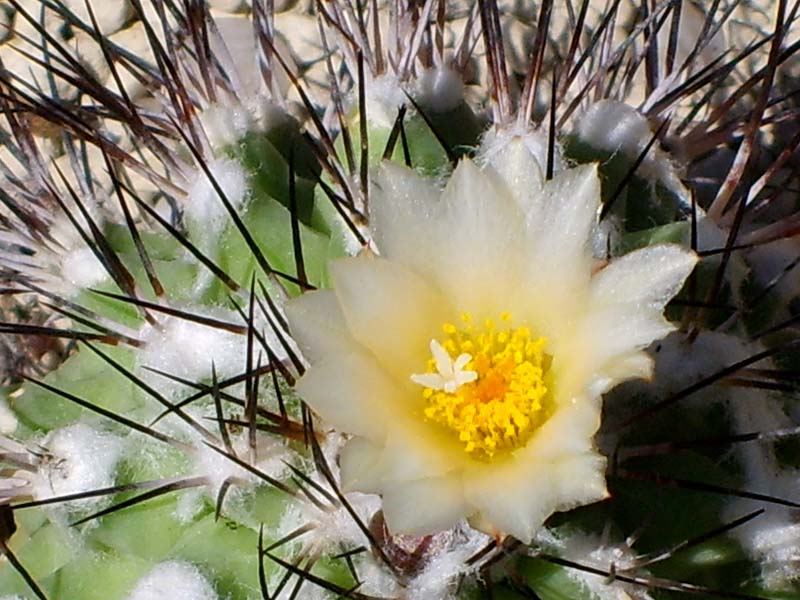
left=696, top=217, right=748, bottom=308
left=137, top=308, right=246, bottom=398
left=316, top=492, right=382, bottom=546
left=278, top=489, right=381, bottom=551
left=184, top=157, right=248, bottom=293
left=275, top=435, right=380, bottom=545
left=363, top=73, right=408, bottom=128
left=646, top=333, right=792, bottom=478
left=62, top=247, right=107, bottom=290
left=0, top=396, right=18, bottom=434
left=574, top=100, right=688, bottom=204
left=174, top=487, right=206, bottom=522
left=200, top=99, right=291, bottom=150
left=34, top=423, right=123, bottom=507
left=536, top=529, right=653, bottom=600
left=274, top=434, right=381, bottom=551
left=416, top=67, right=464, bottom=113
left=355, top=557, right=401, bottom=598
left=37, top=200, right=106, bottom=297
left=192, top=433, right=294, bottom=504
left=268, top=578, right=333, bottom=600
left=185, top=158, right=248, bottom=242
left=745, top=515, right=800, bottom=587
left=363, top=68, right=464, bottom=128
left=577, top=100, right=653, bottom=158
left=745, top=238, right=800, bottom=323
left=126, top=561, right=217, bottom=600
left=48, top=200, right=101, bottom=252
left=405, top=525, right=492, bottom=600
left=649, top=332, right=791, bottom=462
left=650, top=331, right=747, bottom=394
left=199, top=105, right=252, bottom=149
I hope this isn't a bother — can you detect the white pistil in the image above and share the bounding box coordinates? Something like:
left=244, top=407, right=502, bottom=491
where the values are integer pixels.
left=411, top=339, right=477, bottom=393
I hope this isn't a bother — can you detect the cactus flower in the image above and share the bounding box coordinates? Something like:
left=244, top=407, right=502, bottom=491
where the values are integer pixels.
left=277, top=139, right=698, bottom=544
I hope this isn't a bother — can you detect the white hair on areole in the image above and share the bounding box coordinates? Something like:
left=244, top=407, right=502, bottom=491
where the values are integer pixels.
left=126, top=561, right=218, bottom=600
left=33, top=423, right=124, bottom=511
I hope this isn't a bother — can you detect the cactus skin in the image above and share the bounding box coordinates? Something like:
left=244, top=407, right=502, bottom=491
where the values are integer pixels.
left=0, top=1, right=799, bottom=599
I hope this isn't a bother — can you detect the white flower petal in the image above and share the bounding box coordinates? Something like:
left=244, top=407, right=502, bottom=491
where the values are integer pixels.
left=430, top=159, right=526, bottom=315
left=524, top=395, right=602, bottom=460
left=485, top=137, right=545, bottom=214
left=462, top=458, right=553, bottom=542
left=584, top=308, right=675, bottom=371
left=382, top=475, right=470, bottom=535
left=551, top=453, right=609, bottom=512
left=330, top=253, right=452, bottom=379
left=463, top=450, right=607, bottom=543
left=295, top=351, right=398, bottom=439
left=285, top=290, right=354, bottom=363
left=340, top=436, right=385, bottom=493
left=527, top=163, right=600, bottom=263
left=509, top=164, right=601, bottom=331
left=589, top=351, right=654, bottom=396
left=370, top=161, right=443, bottom=279
left=590, top=244, right=697, bottom=311
left=463, top=398, right=605, bottom=542
left=550, top=453, right=609, bottom=513
left=583, top=244, right=697, bottom=370
left=377, top=424, right=464, bottom=482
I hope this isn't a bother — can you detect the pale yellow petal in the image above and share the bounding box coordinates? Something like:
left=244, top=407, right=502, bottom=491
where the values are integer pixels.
left=295, top=351, right=398, bottom=439
left=485, top=137, right=544, bottom=214
left=590, top=244, right=697, bottom=310
left=377, top=421, right=465, bottom=482
left=549, top=453, right=609, bottom=513
left=580, top=244, right=697, bottom=375
left=588, top=351, right=654, bottom=396
left=462, top=456, right=553, bottom=543
left=462, top=396, right=605, bottom=542
left=511, top=164, right=601, bottom=332
left=285, top=290, right=354, bottom=363
left=526, top=163, right=600, bottom=271
left=381, top=474, right=470, bottom=536
left=474, top=459, right=605, bottom=543
left=339, top=436, right=385, bottom=494
left=524, top=395, right=602, bottom=460
left=330, top=253, right=452, bottom=380
left=429, top=159, right=526, bottom=316
left=463, top=449, right=606, bottom=543
left=582, top=308, right=675, bottom=371
left=370, top=161, right=442, bottom=275
left=287, top=146, right=679, bottom=544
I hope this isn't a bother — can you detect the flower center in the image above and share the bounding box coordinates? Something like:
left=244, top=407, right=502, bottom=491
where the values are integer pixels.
left=411, top=312, right=551, bottom=459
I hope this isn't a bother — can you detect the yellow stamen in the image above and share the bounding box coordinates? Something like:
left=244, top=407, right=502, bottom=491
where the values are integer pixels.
left=413, top=312, right=551, bottom=460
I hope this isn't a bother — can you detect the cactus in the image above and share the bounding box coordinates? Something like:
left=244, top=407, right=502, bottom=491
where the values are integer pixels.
left=0, top=1, right=799, bottom=599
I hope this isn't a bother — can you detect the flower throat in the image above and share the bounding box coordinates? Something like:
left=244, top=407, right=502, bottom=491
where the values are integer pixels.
left=411, top=312, right=552, bottom=459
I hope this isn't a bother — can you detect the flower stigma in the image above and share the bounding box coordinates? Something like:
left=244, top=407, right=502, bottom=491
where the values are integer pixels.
left=411, top=312, right=551, bottom=460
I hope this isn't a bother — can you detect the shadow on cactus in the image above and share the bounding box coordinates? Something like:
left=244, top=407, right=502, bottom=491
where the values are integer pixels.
left=0, top=0, right=799, bottom=599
